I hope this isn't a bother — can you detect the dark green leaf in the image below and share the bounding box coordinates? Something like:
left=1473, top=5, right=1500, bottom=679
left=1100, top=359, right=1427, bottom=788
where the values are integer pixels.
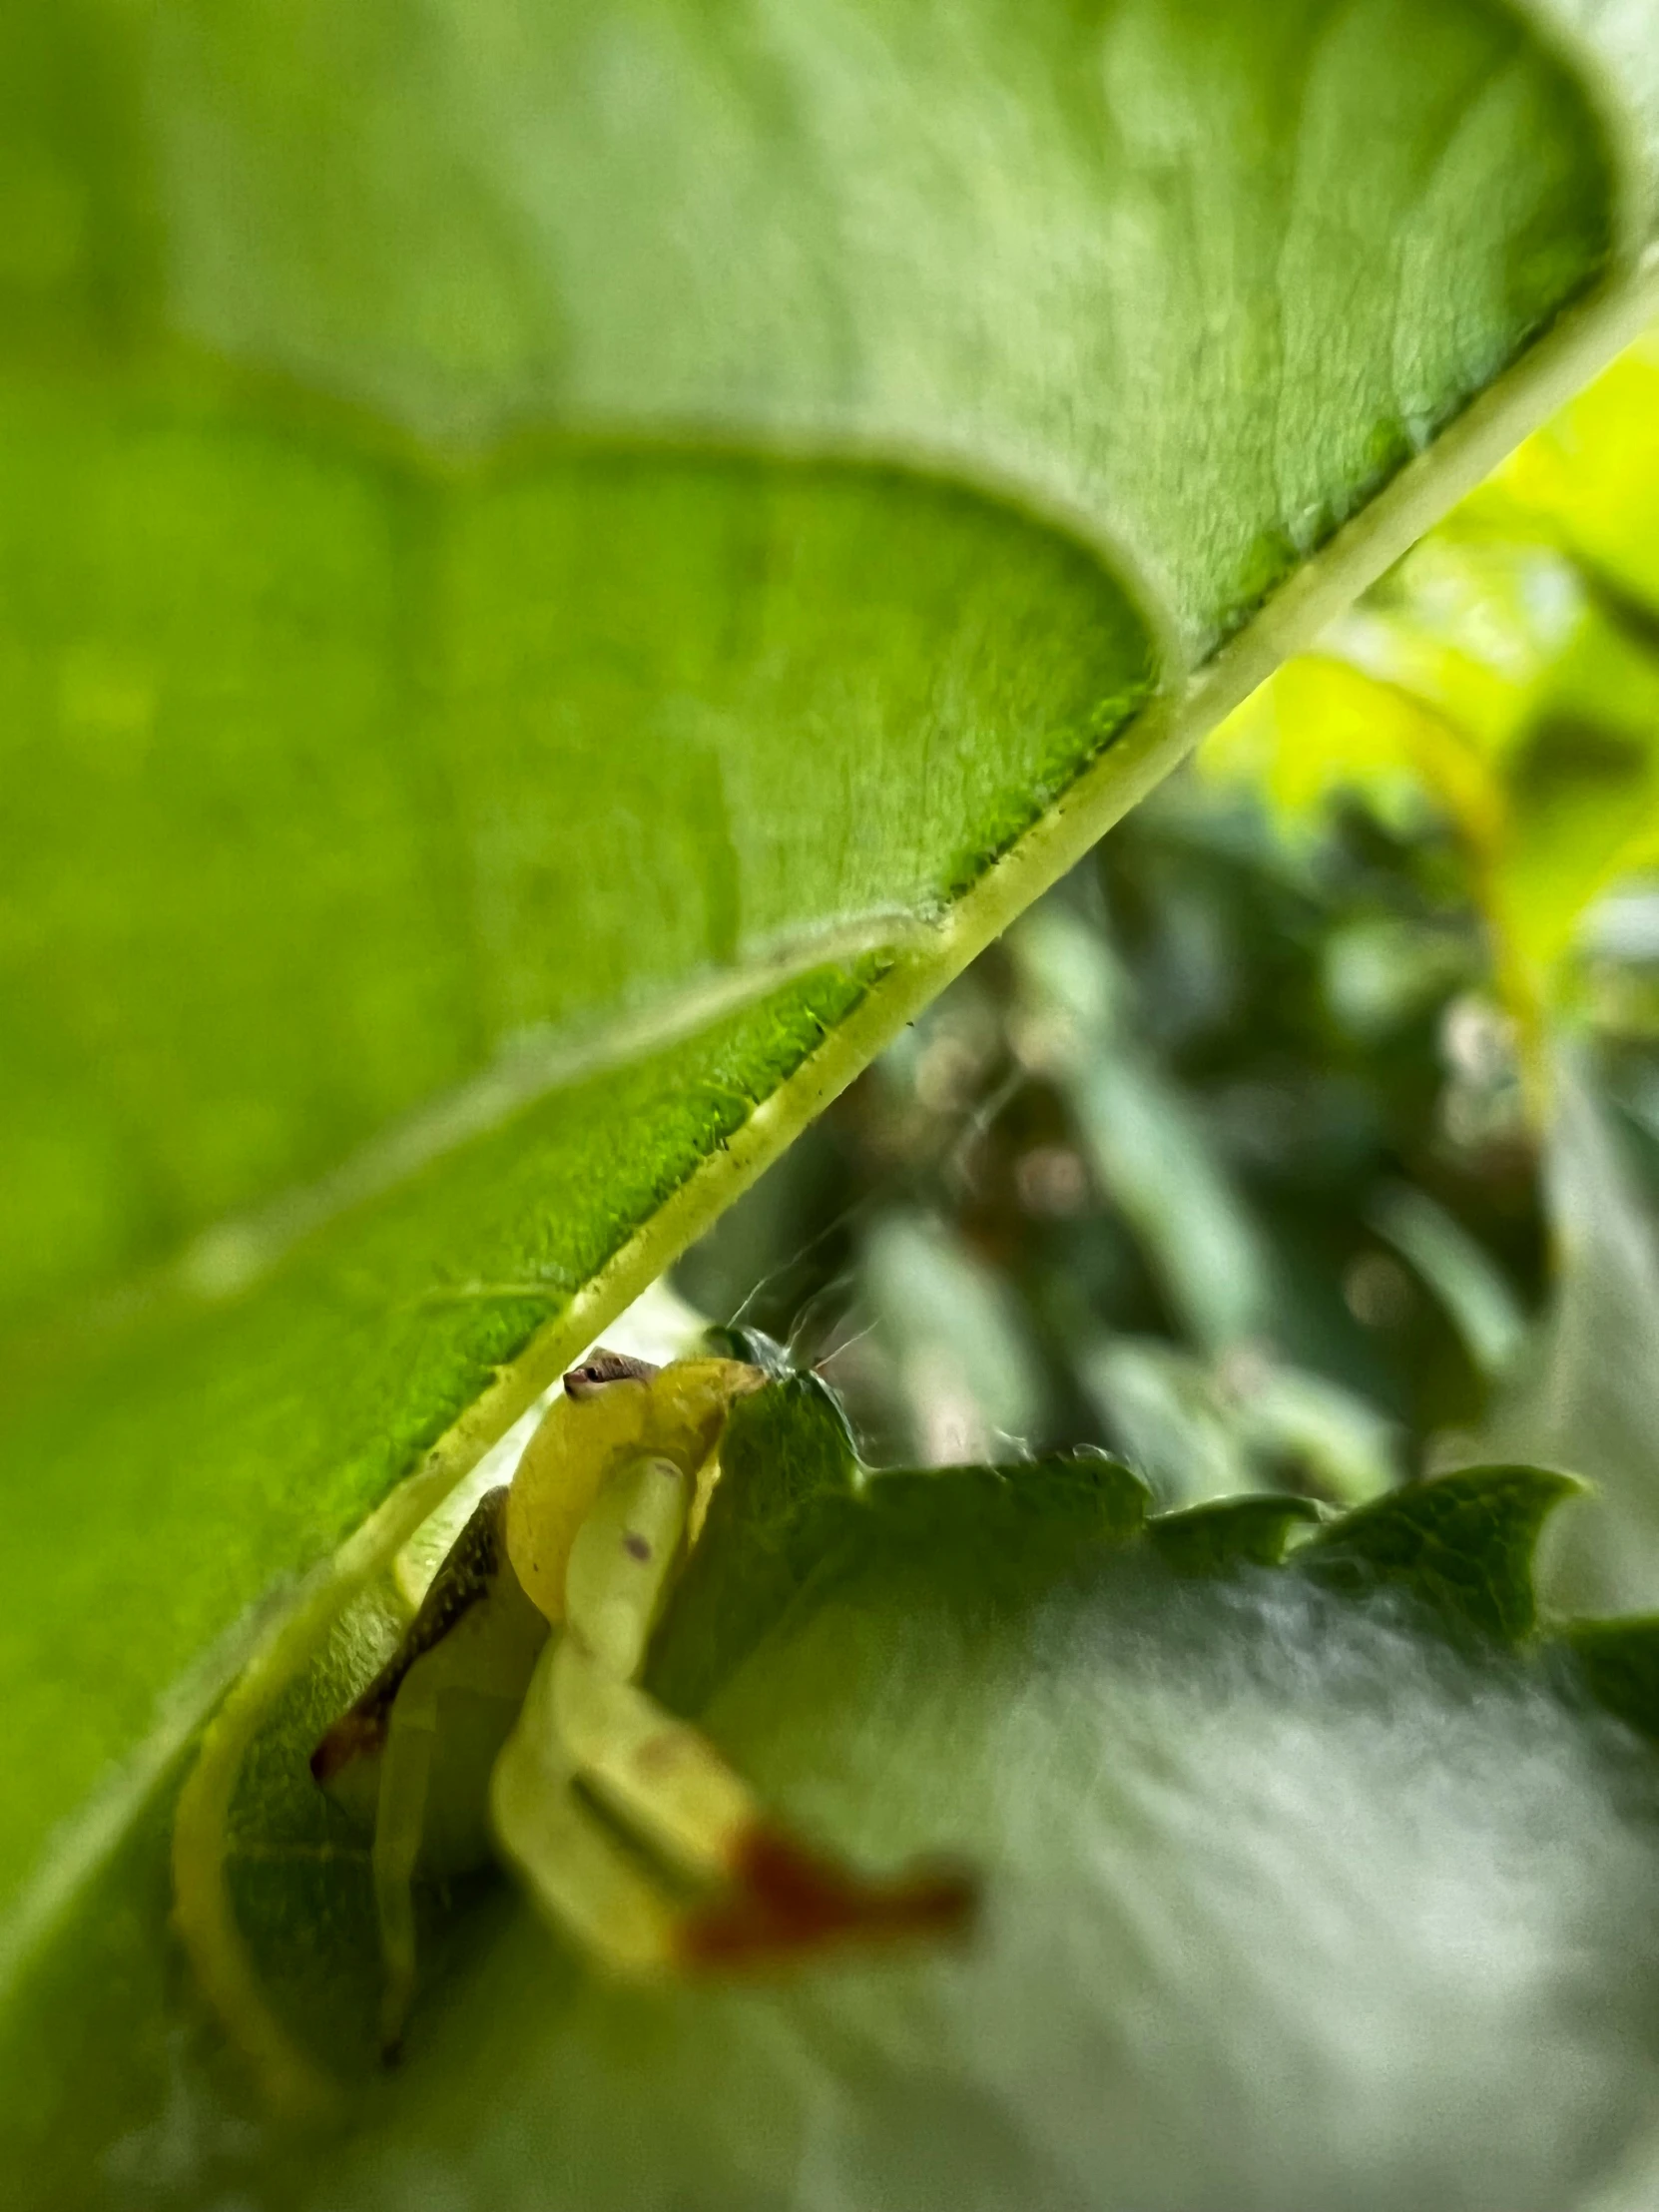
left=1149, top=1492, right=1325, bottom=1574
left=653, top=1375, right=1149, bottom=1716
left=1296, top=1463, right=1581, bottom=1643
left=1557, top=1615, right=1659, bottom=1746
left=649, top=1371, right=867, bottom=1717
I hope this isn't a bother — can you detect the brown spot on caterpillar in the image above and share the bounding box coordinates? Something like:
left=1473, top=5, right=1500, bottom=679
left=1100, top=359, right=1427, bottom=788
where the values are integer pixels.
left=623, top=1532, right=652, bottom=1562
left=311, top=1486, right=511, bottom=1784
left=677, top=1826, right=977, bottom=1969
left=634, top=1730, right=691, bottom=1776
left=309, top=1705, right=389, bottom=1785
left=562, top=1350, right=660, bottom=1398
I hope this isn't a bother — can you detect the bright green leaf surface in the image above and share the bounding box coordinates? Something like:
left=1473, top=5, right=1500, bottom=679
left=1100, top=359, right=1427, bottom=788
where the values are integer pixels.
left=5, top=0, right=1659, bottom=2171
left=1204, top=335, right=1659, bottom=1027
left=0, top=423, right=1152, bottom=1912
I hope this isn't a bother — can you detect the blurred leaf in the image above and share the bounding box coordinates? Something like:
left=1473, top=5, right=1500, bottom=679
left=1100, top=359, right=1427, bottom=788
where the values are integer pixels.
left=1204, top=653, right=1482, bottom=840
left=861, top=1216, right=1047, bottom=1459
left=1232, top=1356, right=1401, bottom=1501
left=1204, top=343, right=1659, bottom=1026
left=1083, top=1335, right=1396, bottom=1508
left=1081, top=1336, right=1257, bottom=1502
left=1470, top=1062, right=1659, bottom=1613
left=1371, top=1181, right=1527, bottom=1379
left=1322, top=915, right=1477, bottom=1041
left=1499, top=335, right=1659, bottom=610
left=1011, top=907, right=1276, bottom=1351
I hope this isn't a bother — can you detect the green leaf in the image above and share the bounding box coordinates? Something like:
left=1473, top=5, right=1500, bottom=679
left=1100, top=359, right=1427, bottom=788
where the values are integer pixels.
left=1556, top=1615, right=1659, bottom=1746
left=652, top=1369, right=1150, bottom=1714
left=1468, top=1062, right=1659, bottom=1614
left=6, top=0, right=1659, bottom=2163
left=648, top=1368, right=868, bottom=1717
left=1149, top=1491, right=1324, bottom=1574
left=1295, top=1462, right=1580, bottom=1643
left=1369, top=1181, right=1528, bottom=1381
left=18, top=1378, right=1659, bottom=2208
left=1009, top=907, right=1277, bottom=1353
left=1203, top=339, right=1659, bottom=1026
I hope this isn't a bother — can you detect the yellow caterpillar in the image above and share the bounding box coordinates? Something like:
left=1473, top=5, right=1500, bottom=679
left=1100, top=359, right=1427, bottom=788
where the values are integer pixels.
left=312, top=1349, right=973, bottom=2054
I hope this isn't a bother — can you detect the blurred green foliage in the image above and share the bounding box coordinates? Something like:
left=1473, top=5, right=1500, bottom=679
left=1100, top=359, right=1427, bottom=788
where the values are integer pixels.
left=678, top=334, right=1659, bottom=1592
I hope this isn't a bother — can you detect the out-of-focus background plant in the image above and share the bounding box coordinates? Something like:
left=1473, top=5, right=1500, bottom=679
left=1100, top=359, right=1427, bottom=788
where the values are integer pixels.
left=679, top=331, right=1659, bottom=1615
